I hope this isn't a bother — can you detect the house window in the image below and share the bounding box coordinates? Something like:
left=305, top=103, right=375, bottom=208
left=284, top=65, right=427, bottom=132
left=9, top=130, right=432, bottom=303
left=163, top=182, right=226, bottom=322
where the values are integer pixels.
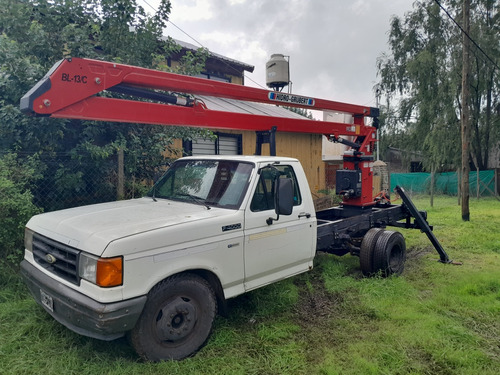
left=197, top=73, right=231, bottom=83
left=183, top=132, right=242, bottom=156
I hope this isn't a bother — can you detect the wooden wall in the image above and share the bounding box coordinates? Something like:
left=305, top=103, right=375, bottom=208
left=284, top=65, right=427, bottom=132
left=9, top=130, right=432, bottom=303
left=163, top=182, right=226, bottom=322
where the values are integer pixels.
left=223, top=130, right=326, bottom=197
left=171, top=130, right=326, bottom=197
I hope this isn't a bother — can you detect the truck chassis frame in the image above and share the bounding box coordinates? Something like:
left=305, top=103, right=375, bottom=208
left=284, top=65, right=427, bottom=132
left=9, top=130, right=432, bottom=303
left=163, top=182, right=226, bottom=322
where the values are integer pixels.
left=317, top=186, right=450, bottom=264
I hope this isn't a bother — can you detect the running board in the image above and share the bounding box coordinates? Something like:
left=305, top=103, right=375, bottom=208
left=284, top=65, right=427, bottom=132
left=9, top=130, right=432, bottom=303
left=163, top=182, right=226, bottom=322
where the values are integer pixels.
left=394, top=185, right=451, bottom=263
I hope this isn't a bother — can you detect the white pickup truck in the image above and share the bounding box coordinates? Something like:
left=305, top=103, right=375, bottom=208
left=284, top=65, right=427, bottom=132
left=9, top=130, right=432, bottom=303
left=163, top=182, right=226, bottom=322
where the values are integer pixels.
left=21, top=155, right=317, bottom=360
left=21, top=155, right=446, bottom=362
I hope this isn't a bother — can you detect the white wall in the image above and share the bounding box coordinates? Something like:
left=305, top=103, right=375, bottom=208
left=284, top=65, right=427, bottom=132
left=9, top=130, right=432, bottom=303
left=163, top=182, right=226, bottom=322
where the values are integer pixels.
left=321, top=112, right=353, bottom=161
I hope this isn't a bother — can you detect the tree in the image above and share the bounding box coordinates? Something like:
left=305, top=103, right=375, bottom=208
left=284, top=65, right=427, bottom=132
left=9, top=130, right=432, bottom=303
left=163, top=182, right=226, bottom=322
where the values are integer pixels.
left=376, top=1, right=462, bottom=174
left=0, top=154, right=42, bottom=266
left=0, top=0, right=213, bottom=267
left=286, top=106, right=314, bottom=119
left=376, top=0, right=500, bottom=193
left=461, top=0, right=471, bottom=220
left=0, top=0, right=210, bottom=210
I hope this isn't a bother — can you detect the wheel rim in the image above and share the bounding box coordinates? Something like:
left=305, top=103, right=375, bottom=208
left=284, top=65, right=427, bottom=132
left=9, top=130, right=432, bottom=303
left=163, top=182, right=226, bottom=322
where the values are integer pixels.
left=156, top=296, right=197, bottom=342
left=388, top=243, right=404, bottom=272
left=373, top=231, right=406, bottom=276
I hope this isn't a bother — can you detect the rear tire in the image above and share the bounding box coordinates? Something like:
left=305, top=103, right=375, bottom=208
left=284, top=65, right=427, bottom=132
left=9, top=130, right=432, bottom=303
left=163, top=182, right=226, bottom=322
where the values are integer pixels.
left=129, top=273, right=217, bottom=361
left=359, top=228, right=384, bottom=276
left=372, top=230, right=406, bottom=276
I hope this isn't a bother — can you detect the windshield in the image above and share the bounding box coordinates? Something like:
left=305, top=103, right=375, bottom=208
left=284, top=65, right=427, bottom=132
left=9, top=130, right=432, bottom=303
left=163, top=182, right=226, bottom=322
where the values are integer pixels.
left=148, top=160, right=254, bottom=209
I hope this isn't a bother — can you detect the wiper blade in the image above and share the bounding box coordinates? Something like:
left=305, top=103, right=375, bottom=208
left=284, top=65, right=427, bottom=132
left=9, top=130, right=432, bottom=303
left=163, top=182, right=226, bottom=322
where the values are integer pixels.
left=151, top=186, right=157, bottom=202
left=175, top=193, right=211, bottom=210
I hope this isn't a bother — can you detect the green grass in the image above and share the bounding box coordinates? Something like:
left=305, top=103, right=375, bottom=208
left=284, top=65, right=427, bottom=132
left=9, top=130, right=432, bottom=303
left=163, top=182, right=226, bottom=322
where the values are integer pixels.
left=1, top=196, right=499, bottom=374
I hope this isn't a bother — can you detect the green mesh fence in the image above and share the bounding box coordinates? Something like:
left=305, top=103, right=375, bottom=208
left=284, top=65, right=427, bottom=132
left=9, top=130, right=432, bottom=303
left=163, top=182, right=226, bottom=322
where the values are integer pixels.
left=390, top=170, right=496, bottom=196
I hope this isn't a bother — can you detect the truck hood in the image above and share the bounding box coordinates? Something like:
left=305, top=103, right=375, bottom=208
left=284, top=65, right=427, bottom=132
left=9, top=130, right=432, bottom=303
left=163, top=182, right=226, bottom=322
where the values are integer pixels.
left=27, top=197, right=240, bottom=256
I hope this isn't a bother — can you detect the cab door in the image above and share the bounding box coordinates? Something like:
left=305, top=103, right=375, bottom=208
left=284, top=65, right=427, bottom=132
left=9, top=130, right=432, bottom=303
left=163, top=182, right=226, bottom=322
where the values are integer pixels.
left=243, top=163, right=315, bottom=291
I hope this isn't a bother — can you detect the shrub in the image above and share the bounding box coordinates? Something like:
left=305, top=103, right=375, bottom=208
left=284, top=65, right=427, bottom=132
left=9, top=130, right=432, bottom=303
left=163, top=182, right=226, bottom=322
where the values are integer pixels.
left=0, top=154, right=43, bottom=266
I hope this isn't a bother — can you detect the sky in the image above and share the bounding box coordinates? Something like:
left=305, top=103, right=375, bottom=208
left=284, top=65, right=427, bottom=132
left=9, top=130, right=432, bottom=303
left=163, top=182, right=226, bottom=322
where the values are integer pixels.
left=140, top=0, right=415, bottom=108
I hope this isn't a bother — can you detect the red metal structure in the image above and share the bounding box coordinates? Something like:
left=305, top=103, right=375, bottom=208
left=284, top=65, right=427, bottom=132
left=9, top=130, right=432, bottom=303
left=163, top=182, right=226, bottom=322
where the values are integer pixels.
left=21, top=57, right=380, bottom=207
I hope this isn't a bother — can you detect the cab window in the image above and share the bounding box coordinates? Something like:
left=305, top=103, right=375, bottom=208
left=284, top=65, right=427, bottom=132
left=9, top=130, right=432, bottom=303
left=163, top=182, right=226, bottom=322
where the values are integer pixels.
left=250, top=165, right=301, bottom=212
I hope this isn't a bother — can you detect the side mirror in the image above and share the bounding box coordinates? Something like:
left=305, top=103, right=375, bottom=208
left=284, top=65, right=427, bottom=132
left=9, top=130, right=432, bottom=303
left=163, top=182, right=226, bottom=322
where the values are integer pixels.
left=267, top=177, right=294, bottom=225
left=276, top=177, right=294, bottom=215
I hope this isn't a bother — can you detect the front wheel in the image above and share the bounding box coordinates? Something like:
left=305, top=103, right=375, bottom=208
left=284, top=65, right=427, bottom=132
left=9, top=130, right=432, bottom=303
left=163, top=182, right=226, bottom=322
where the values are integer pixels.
left=129, top=273, right=217, bottom=361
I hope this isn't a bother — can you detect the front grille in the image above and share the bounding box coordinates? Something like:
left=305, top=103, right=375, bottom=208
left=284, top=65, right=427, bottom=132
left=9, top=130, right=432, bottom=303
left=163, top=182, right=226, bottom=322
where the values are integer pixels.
left=32, top=233, right=81, bottom=285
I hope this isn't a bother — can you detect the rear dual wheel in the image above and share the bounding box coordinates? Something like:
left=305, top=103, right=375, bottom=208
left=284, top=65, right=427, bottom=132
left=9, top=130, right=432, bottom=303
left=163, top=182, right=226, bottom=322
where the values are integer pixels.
left=360, top=228, right=384, bottom=275
left=360, top=229, right=406, bottom=277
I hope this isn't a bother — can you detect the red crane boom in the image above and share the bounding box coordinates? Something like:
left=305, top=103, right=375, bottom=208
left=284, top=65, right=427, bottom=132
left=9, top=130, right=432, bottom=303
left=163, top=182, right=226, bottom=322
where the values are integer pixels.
left=20, top=57, right=379, bottom=207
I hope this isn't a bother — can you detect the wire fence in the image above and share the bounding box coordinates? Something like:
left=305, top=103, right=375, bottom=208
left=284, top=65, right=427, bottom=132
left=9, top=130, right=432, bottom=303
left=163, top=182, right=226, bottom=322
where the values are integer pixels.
left=391, top=170, right=499, bottom=198
left=22, top=152, right=158, bottom=213
left=5, top=151, right=499, bottom=215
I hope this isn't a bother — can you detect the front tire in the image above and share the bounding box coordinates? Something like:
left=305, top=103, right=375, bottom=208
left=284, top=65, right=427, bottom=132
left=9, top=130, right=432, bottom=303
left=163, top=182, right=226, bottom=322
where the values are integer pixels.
left=129, top=273, right=217, bottom=361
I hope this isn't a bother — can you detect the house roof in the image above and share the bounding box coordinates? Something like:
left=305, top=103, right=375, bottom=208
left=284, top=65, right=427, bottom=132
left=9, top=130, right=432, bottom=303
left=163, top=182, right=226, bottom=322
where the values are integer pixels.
left=172, top=39, right=255, bottom=73
left=196, top=95, right=312, bottom=120
left=166, top=39, right=305, bottom=121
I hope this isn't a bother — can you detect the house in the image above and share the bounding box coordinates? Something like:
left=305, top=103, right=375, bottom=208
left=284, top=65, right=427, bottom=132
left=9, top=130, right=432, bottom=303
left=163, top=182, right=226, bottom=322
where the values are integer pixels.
left=322, top=112, right=353, bottom=190
left=169, top=39, right=254, bottom=85
left=168, top=39, right=327, bottom=198
left=385, top=147, right=423, bottom=173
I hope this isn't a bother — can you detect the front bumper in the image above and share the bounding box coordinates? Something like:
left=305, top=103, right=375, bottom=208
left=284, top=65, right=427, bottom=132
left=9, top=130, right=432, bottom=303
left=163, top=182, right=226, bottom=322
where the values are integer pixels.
left=20, top=260, right=147, bottom=341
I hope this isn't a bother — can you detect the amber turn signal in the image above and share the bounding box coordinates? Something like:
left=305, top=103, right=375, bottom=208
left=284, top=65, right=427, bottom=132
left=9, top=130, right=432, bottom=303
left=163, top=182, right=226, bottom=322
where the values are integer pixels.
left=96, top=257, right=123, bottom=287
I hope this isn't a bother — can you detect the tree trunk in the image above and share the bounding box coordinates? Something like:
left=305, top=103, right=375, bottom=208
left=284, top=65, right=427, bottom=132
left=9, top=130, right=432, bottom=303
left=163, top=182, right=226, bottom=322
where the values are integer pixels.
left=484, top=70, right=493, bottom=168
left=461, top=0, right=471, bottom=221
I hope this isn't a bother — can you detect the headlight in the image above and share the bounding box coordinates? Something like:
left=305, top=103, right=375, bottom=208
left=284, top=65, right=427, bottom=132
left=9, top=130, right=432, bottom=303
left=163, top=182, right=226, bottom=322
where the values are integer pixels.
left=79, top=253, right=123, bottom=287
left=79, top=253, right=98, bottom=283
left=24, top=228, right=34, bottom=252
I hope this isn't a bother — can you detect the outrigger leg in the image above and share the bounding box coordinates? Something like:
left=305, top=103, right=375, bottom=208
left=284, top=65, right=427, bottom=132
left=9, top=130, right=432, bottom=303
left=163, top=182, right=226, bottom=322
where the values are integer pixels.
left=394, top=186, right=451, bottom=263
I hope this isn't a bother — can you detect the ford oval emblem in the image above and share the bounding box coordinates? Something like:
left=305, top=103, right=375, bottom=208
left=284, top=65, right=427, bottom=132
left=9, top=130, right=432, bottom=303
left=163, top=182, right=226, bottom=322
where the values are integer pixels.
left=45, top=254, right=57, bottom=264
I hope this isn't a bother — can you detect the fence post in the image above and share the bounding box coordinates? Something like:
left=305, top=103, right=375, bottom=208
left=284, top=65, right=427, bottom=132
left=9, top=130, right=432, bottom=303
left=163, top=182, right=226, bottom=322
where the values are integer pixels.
left=496, top=168, right=499, bottom=197
left=476, top=167, right=480, bottom=200
left=117, top=148, right=124, bottom=200
left=430, top=168, right=435, bottom=207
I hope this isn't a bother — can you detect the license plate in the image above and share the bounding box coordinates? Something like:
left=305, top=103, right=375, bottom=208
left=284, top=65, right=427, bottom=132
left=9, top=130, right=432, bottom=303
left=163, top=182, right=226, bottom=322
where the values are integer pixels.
left=40, top=289, right=54, bottom=312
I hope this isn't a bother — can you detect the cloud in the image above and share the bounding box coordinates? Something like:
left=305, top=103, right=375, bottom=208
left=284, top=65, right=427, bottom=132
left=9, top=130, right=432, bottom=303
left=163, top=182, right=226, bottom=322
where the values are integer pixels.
left=170, top=0, right=214, bottom=21
left=143, top=0, right=414, bottom=105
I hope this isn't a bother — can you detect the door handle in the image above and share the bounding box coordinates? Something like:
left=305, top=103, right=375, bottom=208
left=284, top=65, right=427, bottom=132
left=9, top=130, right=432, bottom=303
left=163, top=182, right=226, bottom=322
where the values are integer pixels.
left=298, top=212, right=311, bottom=218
